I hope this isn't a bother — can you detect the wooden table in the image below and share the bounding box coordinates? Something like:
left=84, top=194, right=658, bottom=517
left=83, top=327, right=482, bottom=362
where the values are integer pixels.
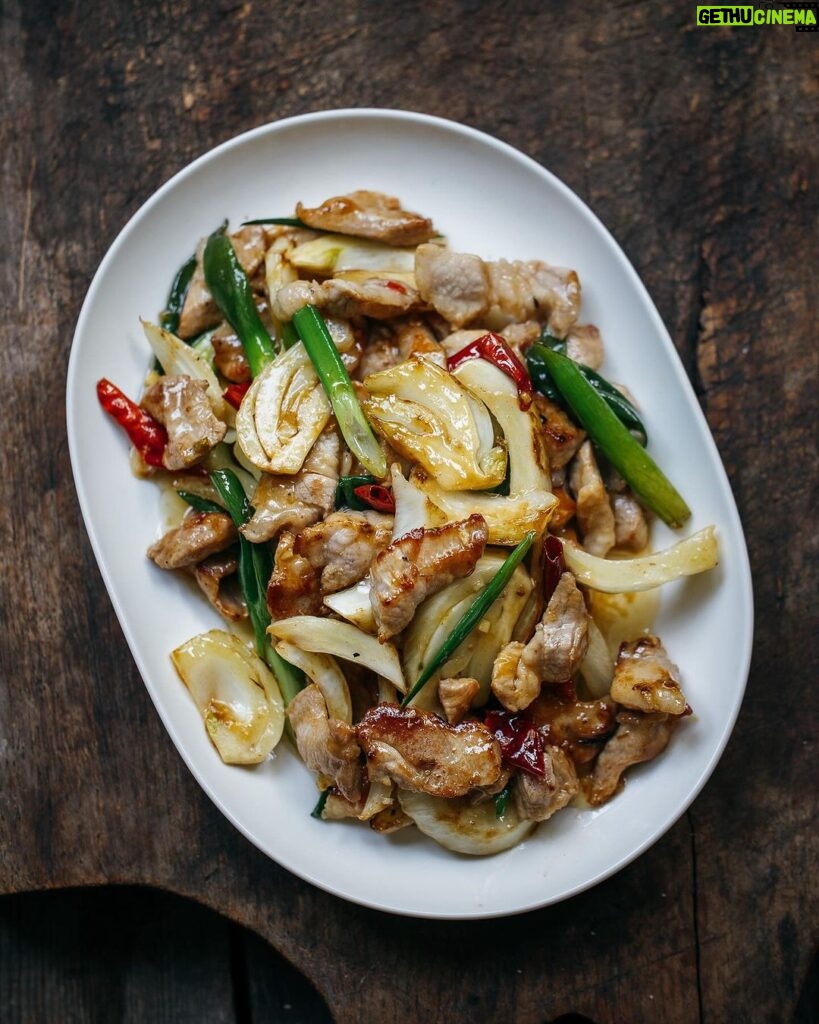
left=1, top=2, right=817, bottom=1020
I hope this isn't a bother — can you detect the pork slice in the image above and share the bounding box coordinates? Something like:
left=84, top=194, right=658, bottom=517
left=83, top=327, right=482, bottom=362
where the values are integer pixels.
left=484, top=259, right=581, bottom=337
left=273, top=277, right=420, bottom=322
left=356, top=703, right=502, bottom=798
left=266, top=531, right=323, bottom=619
left=147, top=511, right=237, bottom=570
left=569, top=440, right=615, bottom=557
left=438, top=677, right=481, bottom=725
left=369, top=514, right=488, bottom=640
left=295, top=510, right=393, bottom=593
left=589, top=710, right=678, bottom=806
left=512, top=745, right=579, bottom=822
left=414, top=244, right=490, bottom=327
left=534, top=394, right=586, bottom=471
left=610, top=636, right=687, bottom=715
left=241, top=425, right=341, bottom=544
left=287, top=684, right=362, bottom=802
left=211, top=325, right=250, bottom=383
left=491, top=572, right=589, bottom=712
left=177, top=262, right=220, bottom=340
left=141, top=375, right=226, bottom=471
left=296, top=190, right=435, bottom=246
left=612, top=491, right=649, bottom=551
left=191, top=549, right=247, bottom=621
left=565, top=324, right=604, bottom=370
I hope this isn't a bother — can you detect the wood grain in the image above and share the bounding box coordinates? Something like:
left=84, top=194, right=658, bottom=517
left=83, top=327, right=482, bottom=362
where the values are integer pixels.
left=1, top=2, right=817, bottom=1021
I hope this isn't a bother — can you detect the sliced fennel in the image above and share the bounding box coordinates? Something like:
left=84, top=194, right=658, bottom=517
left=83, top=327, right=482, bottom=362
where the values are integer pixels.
left=563, top=526, right=719, bottom=593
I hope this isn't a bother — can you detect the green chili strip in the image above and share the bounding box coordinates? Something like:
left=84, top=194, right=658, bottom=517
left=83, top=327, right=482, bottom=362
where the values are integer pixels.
left=311, top=788, right=330, bottom=820
left=535, top=347, right=691, bottom=528
left=335, top=474, right=378, bottom=510
left=527, top=343, right=648, bottom=446
left=210, top=468, right=304, bottom=704
left=401, top=531, right=536, bottom=708
left=177, top=490, right=224, bottom=514
left=203, top=228, right=276, bottom=378
left=494, top=779, right=514, bottom=819
left=292, top=305, right=387, bottom=478
left=160, top=254, right=197, bottom=334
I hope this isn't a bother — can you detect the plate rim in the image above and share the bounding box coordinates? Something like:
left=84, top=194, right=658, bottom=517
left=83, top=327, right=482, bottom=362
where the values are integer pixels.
left=66, top=107, right=754, bottom=919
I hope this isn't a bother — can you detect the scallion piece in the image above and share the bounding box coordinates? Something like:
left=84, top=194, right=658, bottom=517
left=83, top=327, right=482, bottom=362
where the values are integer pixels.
left=534, top=347, right=691, bottom=528
left=494, top=779, right=514, bottom=819
left=401, top=531, right=536, bottom=708
left=160, top=254, right=197, bottom=334
left=203, top=228, right=276, bottom=378
left=176, top=490, right=224, bottom=514
left=240, top=217, right=309, bottom=228
left=210, top=468, right=303, bottom=704
left=311, top=788, right=330, bottom=819
left=292, top=304, right=387, bottom=477
left=527, top=342, right=648, bottom=446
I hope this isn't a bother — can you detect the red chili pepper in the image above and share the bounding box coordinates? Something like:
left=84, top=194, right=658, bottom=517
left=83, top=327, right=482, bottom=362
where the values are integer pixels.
left=484, top=709, right=545, bottom=778
left=543, top=534, right=565, bottom=604
left=223, top=381, right=251, bottom=409
left=447, top=332, right=534, bottom=409
left=97, top=378, right=167, bottom=467
left=385, top=280, right=407, bottom=294
left=352, top=484, right=396, bottom=513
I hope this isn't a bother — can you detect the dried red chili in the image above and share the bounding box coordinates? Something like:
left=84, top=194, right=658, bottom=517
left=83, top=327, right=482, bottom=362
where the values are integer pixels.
left=352, top=484, right=396, bottom=514
left=447, top=332, right=534, bottom=409
left=543, top=534, right=565, bottom=604
left=97, top=378, right=167, bottom=467
left=223, top=381, right=251, bottom=409
left=484, top=709, right=545, bottom=778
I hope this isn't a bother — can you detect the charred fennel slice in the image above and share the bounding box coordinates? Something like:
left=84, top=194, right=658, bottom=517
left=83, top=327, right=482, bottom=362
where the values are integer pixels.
left=398, top=790, right=535, bottom=855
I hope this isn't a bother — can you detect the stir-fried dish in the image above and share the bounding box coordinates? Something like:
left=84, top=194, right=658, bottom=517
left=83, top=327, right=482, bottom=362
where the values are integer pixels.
left=98, top=190, right=719, bottom=855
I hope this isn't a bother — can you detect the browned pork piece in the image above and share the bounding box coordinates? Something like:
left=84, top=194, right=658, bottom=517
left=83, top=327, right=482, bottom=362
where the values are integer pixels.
left=358, top=317, right=446, bottom=378
left=147, top=511, right=237, bottom=570
left=611, top=491, right=649, bottom=551
left=533, top=394, right=587, bottom=472
left=610, top=636, right=687, bottom=715
left=296, top=510, right=393, bottom=593
left=191, top=550, right=247, bottom=621
left=140, top=375, right=226, bottom=471
left=565, top=324, right=604, bottom=370
left=356, top=704, right=502, bottom=798
left=211, top=325, right=250, bottom=383
left=438, top=677, right=481, bottom=725
left=414, top=243, right=581, bottom=335
left=287, top=684, right=362, bottom=802
left=176, top=265, right=219, bottom=339
left=296, top=190, right=436, bottom=246
left=266, top=532, right=322, bottom=619
left=569, top=440, right=615, bottom=557
left=491, top=572, right=590, bottom=711
left=589, top=710, right=678, bottom=805
left=241, top=425, right=340, bottom=543
left=530, top=691, right=618, bottom=763
left=369, top=514, right=488, bottom=641
left=272, top=276, right=421, bottom=322
left=513, top=745, right=579, bottom=822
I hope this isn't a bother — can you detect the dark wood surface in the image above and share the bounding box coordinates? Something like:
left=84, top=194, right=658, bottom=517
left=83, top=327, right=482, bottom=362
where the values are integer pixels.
left=1, top=2, right=817, bottom=1021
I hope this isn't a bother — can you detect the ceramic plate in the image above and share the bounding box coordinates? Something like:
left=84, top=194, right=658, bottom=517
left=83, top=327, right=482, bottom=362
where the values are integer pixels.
left=67, top=109, right=753, bottom=918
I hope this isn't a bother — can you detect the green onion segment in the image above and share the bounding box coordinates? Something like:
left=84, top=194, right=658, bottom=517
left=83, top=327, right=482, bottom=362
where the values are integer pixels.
left=401, top=531, right=536, bottom=707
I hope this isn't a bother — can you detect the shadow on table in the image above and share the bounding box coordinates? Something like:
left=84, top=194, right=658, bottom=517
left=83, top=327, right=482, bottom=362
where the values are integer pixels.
left=0, top=885, right=331, bottom=1023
